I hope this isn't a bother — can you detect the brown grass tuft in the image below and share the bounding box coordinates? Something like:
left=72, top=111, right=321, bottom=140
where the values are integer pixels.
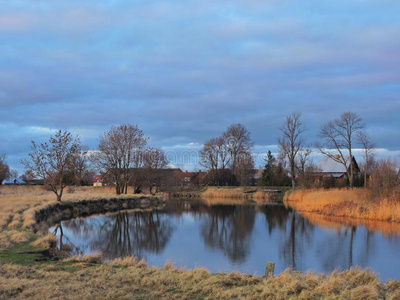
left=0, top=230, right=31, bottom=250
left=106, top=256, right=148, bottom=268
left=32, top=234, right=57, bottom=249
left=63, top=253, right=103, bottom=264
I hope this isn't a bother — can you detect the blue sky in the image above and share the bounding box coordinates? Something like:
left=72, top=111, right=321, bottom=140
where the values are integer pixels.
left=1, top=0, right=400, bottom=172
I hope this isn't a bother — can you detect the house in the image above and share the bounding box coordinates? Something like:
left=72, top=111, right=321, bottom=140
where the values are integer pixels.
left=202, top=169, right=233, bottom=186
left=2, top=178, right=26, bottom=185
left=92, top=175, right=103, bottom=187
left=314, top=155, right=360, bottom=183
left=182, top=170, right=207, bottom=185
left=158, top=168, right=186, bottom=186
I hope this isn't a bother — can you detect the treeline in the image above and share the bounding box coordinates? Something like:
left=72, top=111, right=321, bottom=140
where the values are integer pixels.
left=7, top=125, right=171, bottom=201
left=2, top=110, right=399, bottom=201
left=199, top=111, right=400, bottom=196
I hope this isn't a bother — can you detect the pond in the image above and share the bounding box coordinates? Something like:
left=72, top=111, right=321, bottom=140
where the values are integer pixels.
left=50, top=199, right=400, bottom=281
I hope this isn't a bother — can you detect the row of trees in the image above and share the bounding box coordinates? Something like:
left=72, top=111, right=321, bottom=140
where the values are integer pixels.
left=10, top=111, right=400, bottom=201
left=21, top=125, right=169, bottom=201
left=199, top=111, right=398, bottom=192
left=199, top=124, right=254, bottom=186
left=275, top=111, right=398, bottom=192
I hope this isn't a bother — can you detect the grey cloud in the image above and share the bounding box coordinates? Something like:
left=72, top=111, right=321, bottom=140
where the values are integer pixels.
left=0, top=0, right=400, bottom=171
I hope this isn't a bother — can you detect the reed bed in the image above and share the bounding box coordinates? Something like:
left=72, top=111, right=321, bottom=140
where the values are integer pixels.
left=284, top=188, right=400, bottom=222
left=201, top=187, right=272, bottom=203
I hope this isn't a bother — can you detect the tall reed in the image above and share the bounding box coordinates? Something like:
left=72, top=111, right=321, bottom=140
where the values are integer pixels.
left=284, top=188, right=400, bottom=222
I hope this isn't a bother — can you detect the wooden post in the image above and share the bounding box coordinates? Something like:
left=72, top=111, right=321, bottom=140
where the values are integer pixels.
left=265, top=262, right=275, bottom=277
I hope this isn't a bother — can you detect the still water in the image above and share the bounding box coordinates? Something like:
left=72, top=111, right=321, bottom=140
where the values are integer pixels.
left=50, top=199, right=400, bottom=281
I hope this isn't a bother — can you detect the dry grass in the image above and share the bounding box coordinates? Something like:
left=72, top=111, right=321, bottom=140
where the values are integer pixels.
left=106, top=255, right=148, bottom=268
left=32, top=234, right=57, bottom=249
left=64, top=253, right=103, bottom=264
left=0, top=230, right=30, bottom=251
left=0, top=185, right=145, bottom=230
left=0, top=261, right=398, bottom=299
left=202, top=187, right=273, bottom=203
left=284, top=188, right=400, bottom=222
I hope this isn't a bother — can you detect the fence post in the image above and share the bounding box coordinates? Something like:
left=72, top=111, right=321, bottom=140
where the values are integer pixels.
left=265, top=262, right=275, bottom=277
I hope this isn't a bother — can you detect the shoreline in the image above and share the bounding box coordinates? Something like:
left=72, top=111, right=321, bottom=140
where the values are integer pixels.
left=30, top=196, right=165, bottom=232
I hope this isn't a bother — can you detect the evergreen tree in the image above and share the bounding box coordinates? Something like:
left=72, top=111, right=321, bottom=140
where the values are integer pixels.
left=259, top=151, right=290, bottom=187
left=259, top=151, right=276, bottom=186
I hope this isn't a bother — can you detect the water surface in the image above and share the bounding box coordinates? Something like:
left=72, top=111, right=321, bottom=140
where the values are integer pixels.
left=50, top=199, right=400, bottom=281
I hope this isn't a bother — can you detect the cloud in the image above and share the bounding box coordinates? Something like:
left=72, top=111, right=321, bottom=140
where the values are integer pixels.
left=0, top=0, right=399, bottom=171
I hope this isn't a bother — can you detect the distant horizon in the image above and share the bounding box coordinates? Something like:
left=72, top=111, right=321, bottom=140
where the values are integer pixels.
left=3, top=126, right=400, bottom=175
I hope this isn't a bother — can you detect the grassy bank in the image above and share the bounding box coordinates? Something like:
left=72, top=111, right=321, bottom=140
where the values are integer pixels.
left=2, top=254, right=400, bottom=299
left=1, top=186, right=400, bottom=299
left=284, top=188, right=400, bottom=222
left=0, top=185, right=143, bottom=232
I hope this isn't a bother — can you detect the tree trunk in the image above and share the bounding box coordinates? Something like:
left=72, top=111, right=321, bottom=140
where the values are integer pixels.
left=56, top=192, right=62, bottom=202
left=150, top=185, right=157, bottom=196
left=364, top=170, right=367, bottom=188
left=349, top=153, right=354, bottom=188
left=291, top=160, right=296, bottom=190
left=115, top=183, right=121, bottom=195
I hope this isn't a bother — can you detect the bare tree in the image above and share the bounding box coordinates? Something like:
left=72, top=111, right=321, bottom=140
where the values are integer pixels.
left=216, top=135, right=231, bottom=170
left=0, top=154, right=10, bottom=183
left=235, top=150, right=255, bottom=186
left=21, top=130, right=83, bottom=201
left=318, top=111, right=365, bottom=188
left=278, top=113, right=306, bottom=189
left=224, top=124, right=253, bottom=185
left=295, top=147, right=312, bottom=177
left=141, top=147, right=169, bottom=195
left=357, top=131, right=376, bottom=188
left=21, top=170, right=35, bottom=185
left=200, top=124, right=253, bottom=186
left=200, top=138, right=220, bottom=185
left=9, top=169, right=18, bottom=178
left=73, top=149, right=96, bottom=186
left=370, top=159, right=399, bottom=195
left=93, top=124, right=147, bottom=195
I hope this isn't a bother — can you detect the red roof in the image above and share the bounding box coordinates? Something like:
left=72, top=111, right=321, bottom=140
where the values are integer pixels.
left=92, top=175, right=102, bottom=183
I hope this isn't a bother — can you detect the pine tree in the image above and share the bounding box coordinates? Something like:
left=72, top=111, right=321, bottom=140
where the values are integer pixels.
left=259, top=151, right=276, bottom=186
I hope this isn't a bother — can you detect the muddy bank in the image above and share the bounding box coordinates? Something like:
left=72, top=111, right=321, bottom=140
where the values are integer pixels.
left=31, top=196, right=165, bottom=232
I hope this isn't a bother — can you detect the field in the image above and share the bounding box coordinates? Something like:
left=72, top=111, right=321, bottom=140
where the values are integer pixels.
left=1, top=185, right=400, bottom=299
left=284, top=188, right=400, bottom=222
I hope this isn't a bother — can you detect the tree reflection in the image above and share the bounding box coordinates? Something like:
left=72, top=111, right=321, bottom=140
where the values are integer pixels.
left=258, top=205, right=291, bottom=235
left=200, top=205, right=256, bottom=263
left=280, top=212, right=314, bottom=270
left=62, top=210, right=174, bottom=259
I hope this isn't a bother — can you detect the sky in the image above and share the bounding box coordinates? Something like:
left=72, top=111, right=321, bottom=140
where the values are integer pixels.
left=1, top=0, right=400, bottom=172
